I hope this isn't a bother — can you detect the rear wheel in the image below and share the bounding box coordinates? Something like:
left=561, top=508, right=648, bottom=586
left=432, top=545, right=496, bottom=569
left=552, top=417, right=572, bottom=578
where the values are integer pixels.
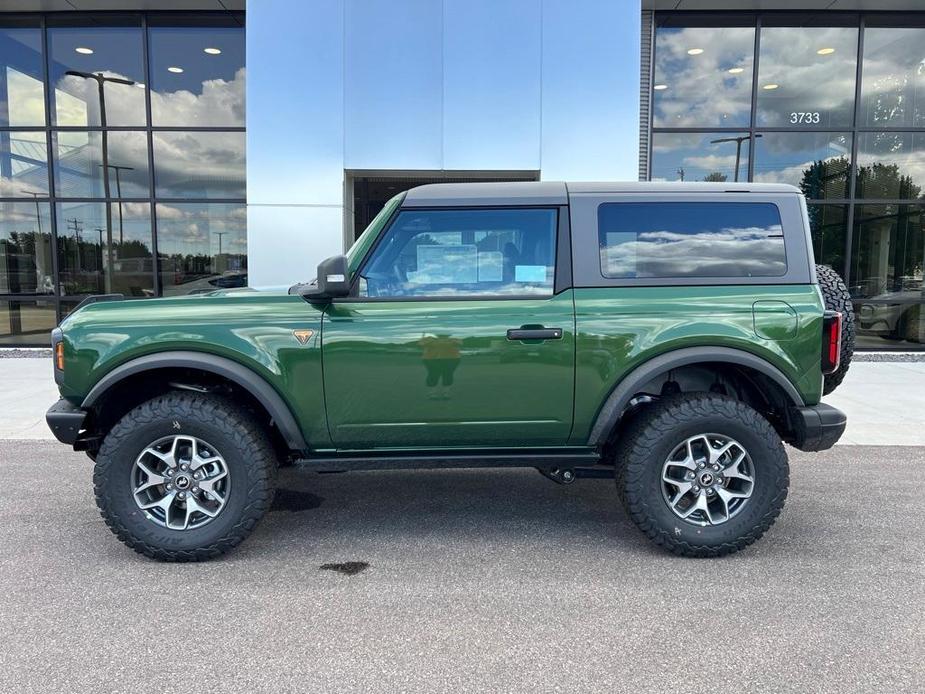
left=616, top=393, right=788, bottom=557
left=94, top=392, right=277, bottom=561
left=816, top=264, right=855, bottom=395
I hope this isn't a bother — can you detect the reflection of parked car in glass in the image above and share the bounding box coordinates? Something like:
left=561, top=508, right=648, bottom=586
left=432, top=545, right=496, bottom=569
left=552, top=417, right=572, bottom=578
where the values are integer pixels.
left=180, top=271, right=249, bottom=294
left=858, top=289, right=923, bottom=342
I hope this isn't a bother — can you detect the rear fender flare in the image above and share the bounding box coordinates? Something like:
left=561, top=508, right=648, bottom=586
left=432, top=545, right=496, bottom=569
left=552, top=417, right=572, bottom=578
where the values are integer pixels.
left=587, top=346, right=805, bottom=447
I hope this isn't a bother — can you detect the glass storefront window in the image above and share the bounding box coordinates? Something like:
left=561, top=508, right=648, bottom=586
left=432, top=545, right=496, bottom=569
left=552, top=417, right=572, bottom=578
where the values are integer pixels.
left=753, top=132, right=851, bottom=199
left=851, top=204, right=924, bottom=346
left=1, top=130, right=49, bottom=196
left=653, top=20, right=755, bottom=128
left=56, top=201, right=154, bottom=297
left=807, top=204, right=848, bottom=273
left=860, top=27, right=925, bottom=128
left=53, top=130, right=149, bottom=198
left=651, top=132, right=751, bottom=183
left=148, top=23, right=245, bottom=127
left=0, top=201, right=53, bottom=295
left=47, top=20, right=146, bottom=127
left=156, top=203, right=247, bottom=296
left=0, top=299, right=56, bottom=345
left=0, top=23, right=46, bottom=127
left=856, top=132, right=925, bottom=200
left=0, top=13, right=246, bottom=344
left=153, top=131, right=245, bottom=199
left=756, top=23, right=858, bottom=127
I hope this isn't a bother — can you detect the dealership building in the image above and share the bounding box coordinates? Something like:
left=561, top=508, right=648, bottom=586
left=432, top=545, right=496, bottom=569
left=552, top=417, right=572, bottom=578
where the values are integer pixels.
left=0, top=0, right=923, bottom=348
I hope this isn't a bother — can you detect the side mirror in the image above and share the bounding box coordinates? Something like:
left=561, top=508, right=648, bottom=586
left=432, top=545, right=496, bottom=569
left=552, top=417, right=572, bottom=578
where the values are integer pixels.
left=299, top=254, right=350, bottom=301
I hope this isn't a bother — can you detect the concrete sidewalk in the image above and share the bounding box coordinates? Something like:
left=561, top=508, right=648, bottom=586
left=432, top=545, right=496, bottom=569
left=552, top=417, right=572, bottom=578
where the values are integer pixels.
left=2, top=357, right=922, bottom=445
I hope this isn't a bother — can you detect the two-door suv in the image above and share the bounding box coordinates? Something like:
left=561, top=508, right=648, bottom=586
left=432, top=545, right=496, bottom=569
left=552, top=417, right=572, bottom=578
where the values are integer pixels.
left=46, top=182, right=852, bottom=561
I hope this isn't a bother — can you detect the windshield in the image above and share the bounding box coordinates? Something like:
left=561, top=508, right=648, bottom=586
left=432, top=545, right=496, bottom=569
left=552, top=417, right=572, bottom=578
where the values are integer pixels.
left=345, top=192, right=406, bottom=277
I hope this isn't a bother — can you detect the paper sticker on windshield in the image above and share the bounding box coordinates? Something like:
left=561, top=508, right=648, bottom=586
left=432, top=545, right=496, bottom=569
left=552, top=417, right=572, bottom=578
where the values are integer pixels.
left=515, top=265, right=546, bottom=283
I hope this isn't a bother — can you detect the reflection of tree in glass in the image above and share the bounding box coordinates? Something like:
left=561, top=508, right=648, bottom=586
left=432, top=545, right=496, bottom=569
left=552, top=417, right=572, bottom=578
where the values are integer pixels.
left=800, top=158, right=921, bottom=280
left=797, top=156, right=851, bottom=201
left=702, top=172, right=727, bottom=182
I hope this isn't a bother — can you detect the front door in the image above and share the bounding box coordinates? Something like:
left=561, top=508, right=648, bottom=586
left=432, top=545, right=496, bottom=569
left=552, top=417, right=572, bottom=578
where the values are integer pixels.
left=322, top=206, right=575, bottom=449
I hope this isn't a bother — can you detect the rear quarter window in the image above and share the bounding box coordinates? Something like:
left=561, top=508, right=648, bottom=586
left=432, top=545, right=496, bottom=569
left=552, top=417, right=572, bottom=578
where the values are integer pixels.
left=598, top=202, right=787, bottom=279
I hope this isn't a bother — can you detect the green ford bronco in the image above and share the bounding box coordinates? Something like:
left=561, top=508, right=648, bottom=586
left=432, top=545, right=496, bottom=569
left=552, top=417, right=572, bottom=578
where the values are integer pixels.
left=46, top=182, right=853, bottom=561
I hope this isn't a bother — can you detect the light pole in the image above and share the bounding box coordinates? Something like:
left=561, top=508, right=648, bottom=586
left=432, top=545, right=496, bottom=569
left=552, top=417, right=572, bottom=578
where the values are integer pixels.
left=21, top=190, right=46, bottom=294
left=98, top=163, right=134, bottom=246
left=65, top=70, right=135, bottom=292
left=709, top=134, right=762, bottom=182
left=213, top=231, right=228, bottom=274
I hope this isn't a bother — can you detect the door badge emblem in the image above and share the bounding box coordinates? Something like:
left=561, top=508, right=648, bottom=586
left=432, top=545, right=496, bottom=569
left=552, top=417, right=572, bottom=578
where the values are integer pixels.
left=293, top=329, right=314, bottom=345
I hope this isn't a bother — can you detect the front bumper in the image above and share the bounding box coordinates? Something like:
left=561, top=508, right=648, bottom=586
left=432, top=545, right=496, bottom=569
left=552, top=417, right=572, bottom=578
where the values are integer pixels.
left=788, top=403, right=846, bottom=452
left=46, top=398, right=87, bottom=445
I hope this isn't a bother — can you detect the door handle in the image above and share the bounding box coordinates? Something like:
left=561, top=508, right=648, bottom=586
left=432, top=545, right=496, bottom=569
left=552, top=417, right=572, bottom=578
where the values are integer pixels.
left=506, top=327, right=563, bottom=341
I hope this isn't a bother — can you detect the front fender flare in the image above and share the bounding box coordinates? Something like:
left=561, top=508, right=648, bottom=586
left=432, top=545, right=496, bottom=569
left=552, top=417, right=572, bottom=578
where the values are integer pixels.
left=587, top=346, right=806, bottom=447
left=81, top=351, right=308, bottom=452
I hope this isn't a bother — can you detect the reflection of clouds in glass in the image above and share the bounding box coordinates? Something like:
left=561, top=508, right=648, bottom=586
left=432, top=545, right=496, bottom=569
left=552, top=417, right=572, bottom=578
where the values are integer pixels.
left=152, top=67, right=245, bottom=127
left=153, top=131, right=245, bottom=198
left=6, top=67, right=45, bottom=126
left=0, top=131, right=48, bottom=196
left=602, top=226, right=787, bottom=278
left=54, top=130, right=149, bottom=198
left=654, top=26, right=754, bottom=127
left=861, top=28, right=925, bottom=127
left=54, top=72, right=146, bottom=126
left=752, top=133, right=850, bottom=192
left=651, top=133, right=749, bottom=182
left=156, top=204, right=247, bottom=255
left=756, top=27, right=857, bottom=127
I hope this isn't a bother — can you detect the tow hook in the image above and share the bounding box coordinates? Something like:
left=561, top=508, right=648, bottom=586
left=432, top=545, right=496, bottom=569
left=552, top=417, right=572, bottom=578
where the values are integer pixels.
left=539, top=467, right=576, bottom=485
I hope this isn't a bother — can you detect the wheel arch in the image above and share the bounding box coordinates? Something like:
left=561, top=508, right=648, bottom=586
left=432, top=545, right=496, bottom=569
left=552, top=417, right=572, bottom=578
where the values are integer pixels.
left=81, top=351, right=308, bottom=453
left=587, top=346, right=805, bottom=447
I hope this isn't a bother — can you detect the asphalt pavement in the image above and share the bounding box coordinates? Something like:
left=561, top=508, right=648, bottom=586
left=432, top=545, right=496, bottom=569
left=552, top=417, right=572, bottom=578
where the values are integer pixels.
left=0, top=441, right=922, bottom=693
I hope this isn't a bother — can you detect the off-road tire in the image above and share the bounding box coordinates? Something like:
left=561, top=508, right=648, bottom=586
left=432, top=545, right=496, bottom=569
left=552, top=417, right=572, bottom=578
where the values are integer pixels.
left=816, top=264, right=855, bottom=395
left=615, top=393, right=789, bottom=557
left=94, top=392, right=277, bottom=561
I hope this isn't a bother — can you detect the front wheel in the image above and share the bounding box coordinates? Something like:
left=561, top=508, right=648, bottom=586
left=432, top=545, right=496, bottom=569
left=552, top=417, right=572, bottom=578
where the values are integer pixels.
left=94, top=392, right=277, bottom=561
left=616, top=393, right=789, bottom=557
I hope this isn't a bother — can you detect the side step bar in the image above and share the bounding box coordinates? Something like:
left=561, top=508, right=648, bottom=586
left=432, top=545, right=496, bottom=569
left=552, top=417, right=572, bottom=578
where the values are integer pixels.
left=295, top=449, right=600, bottom=472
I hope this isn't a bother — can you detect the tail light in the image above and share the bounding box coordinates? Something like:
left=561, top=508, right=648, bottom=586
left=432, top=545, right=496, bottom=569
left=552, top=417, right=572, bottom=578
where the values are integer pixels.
left=822, top=310, right=842, bottom=375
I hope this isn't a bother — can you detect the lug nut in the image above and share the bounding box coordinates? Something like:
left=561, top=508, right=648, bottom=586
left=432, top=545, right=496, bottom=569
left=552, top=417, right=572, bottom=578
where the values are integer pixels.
left=166, top=469, right=174, bottom=476
left=712, top=464, right=720, bottom=471
left=180, top=464, right=189, bottom=471
left=192, top=485, right=199, bottom=491
left=166, top=483, right=173, bottom=490
left=178, top=492, right=186, bottom=500
left=693, top=485, right=700, bottom=493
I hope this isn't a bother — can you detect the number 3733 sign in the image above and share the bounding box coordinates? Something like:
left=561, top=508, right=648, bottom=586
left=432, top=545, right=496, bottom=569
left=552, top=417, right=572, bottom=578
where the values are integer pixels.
left=790, top=111, right=821, bottom=124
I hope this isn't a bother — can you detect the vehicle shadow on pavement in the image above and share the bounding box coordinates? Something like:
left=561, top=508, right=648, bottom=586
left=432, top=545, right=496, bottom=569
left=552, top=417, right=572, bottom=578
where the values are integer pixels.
left=251, top=466, right=661, bottom=559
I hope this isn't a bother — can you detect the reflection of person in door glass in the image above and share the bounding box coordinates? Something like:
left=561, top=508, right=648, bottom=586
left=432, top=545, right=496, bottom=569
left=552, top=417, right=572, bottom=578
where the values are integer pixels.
left=419, top=333, right=461, bottom=400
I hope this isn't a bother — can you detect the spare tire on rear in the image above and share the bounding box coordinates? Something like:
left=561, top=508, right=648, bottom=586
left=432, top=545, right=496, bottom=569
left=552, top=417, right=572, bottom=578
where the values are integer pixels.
left=816, top=264, right=855, bottom=395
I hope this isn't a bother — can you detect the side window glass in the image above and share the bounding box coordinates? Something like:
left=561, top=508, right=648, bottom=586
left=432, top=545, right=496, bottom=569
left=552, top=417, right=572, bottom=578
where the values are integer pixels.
left=598, top=202, right=787, bottom=279
left=359, top=208, right=557, bottom=298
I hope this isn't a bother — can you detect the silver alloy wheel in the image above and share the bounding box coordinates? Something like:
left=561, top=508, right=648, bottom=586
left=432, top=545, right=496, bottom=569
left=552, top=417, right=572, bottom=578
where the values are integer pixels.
left=661, top=433, right=755, bottom=526
left=131, top=435, right=230, bottom=531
